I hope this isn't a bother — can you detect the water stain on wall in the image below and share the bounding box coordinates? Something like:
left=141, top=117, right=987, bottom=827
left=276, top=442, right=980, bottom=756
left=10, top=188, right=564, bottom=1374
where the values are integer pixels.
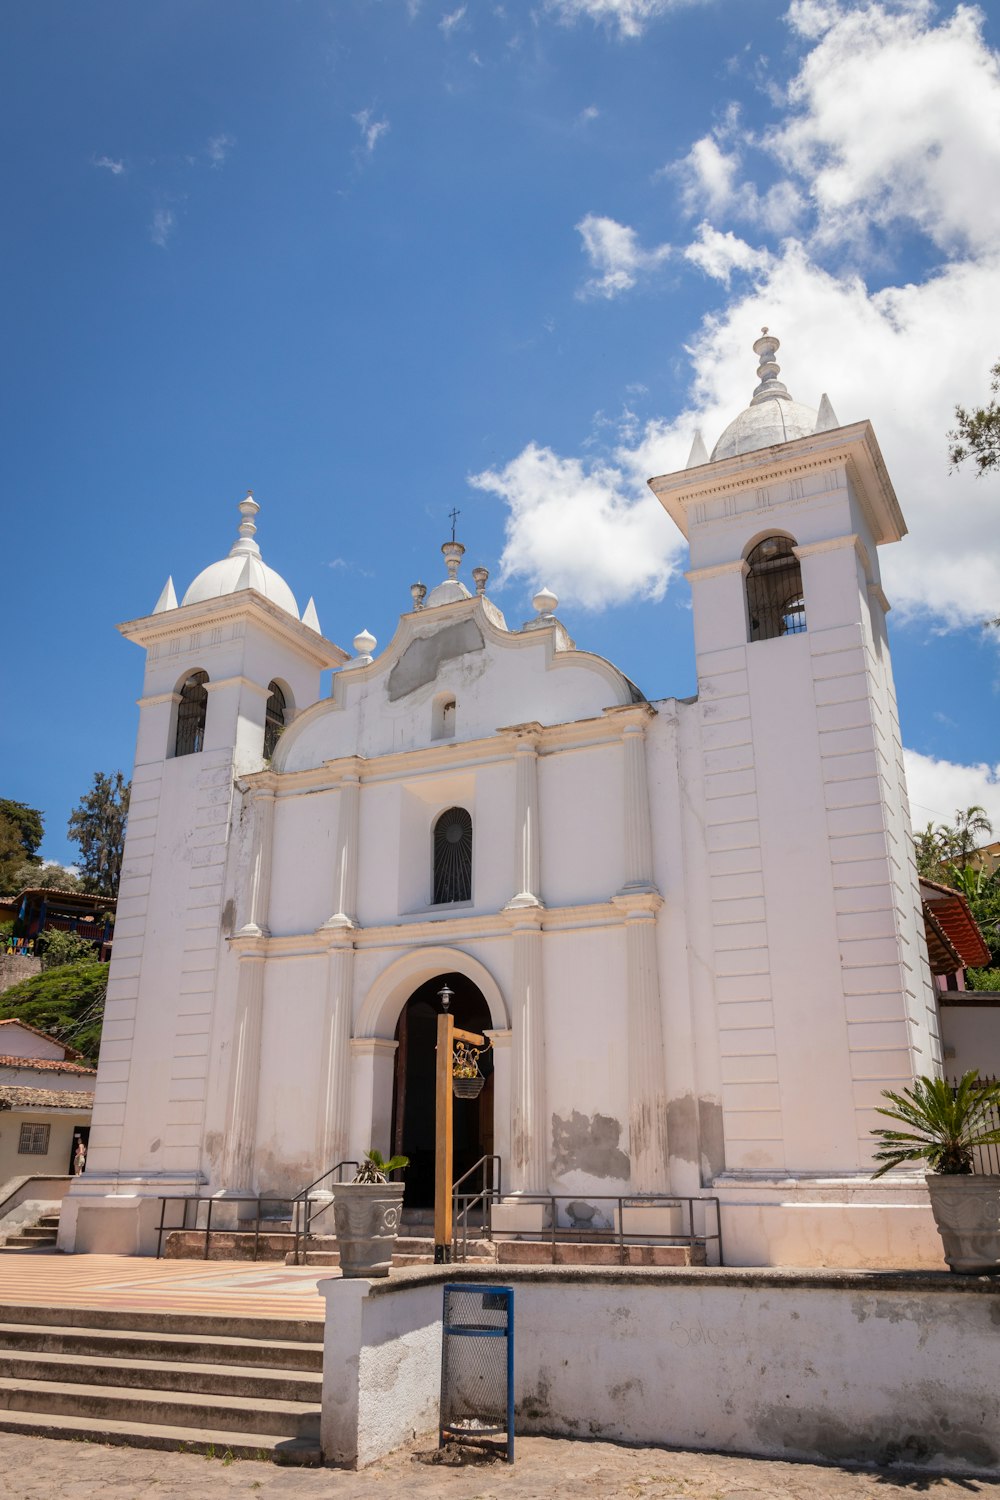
left=551, top=1111, right=630, bottom=1179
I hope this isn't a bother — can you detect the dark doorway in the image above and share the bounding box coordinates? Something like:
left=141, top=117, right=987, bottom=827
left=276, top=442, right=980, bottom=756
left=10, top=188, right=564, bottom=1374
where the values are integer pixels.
left=391, top=972, right=494, bottom=1210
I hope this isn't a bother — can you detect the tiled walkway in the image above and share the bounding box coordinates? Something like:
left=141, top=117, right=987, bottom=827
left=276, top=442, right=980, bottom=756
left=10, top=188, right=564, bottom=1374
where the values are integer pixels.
left=0, top=1250, right=327, bottom=1320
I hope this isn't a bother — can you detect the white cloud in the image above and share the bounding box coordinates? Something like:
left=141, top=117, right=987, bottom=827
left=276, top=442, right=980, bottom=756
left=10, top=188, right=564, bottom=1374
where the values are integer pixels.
left=576, top=213, right=671, bottom=298
left=683, top=223, right=771, bottom=285
left=774, top=2, right=1000, bottom=256
left=439, top=5, right=467, bottom=35
left=150, top=208, right=175, bottom=247
left=92, top=155, right=124, bottom=176
left=470, top=442, right=688, bottom=609
left=354, top=108, right=390, bottom=155
left=206, top=133, right=235, bottom=167
left=545, top=0, right=699, bottom=39
left=481, top=2, right=1000, bottom=625
left=578, top=104, right=601, bottom=125
left=903, top=750, right=1000, bottom=835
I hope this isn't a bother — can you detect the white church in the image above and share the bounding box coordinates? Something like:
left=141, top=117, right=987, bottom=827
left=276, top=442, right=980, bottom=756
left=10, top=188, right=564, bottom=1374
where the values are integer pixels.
left=60, top=332, right=946, bottom=1267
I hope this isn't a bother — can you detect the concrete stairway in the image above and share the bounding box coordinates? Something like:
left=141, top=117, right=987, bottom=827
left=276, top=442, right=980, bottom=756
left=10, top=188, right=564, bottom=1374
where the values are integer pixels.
left=0, top=1304, right=323, bottom=1463
left=1, top=1213, right=60, bottom=1253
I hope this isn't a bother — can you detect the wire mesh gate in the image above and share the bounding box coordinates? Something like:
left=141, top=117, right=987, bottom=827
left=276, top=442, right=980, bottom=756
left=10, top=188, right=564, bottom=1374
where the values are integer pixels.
left=440, top=1283, right=514, bottom=1462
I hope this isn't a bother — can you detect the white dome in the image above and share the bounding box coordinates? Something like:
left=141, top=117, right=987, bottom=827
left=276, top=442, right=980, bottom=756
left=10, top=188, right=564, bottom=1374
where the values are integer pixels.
left=180, top=493, right=300, bottom=620
left=710, top=329, right=819, bottom=463
left=711, top=396, right=818, bottom=462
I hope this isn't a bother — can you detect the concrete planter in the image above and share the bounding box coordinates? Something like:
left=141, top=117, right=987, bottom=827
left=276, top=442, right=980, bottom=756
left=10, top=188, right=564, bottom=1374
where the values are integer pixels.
left=926, top=1174, right=1000, bottom=1274
left=332, top=1182, right=405, bottom=1277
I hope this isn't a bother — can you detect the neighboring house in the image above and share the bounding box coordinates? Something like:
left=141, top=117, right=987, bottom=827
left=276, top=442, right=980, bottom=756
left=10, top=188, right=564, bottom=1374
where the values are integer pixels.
left=0, top=1020, right=95, bottom=1188
left=0, top=888, right=115, bottom=962
left=921, top=879, right=1000, bottom=1077
left=63, top=331, right=947, bottom=1266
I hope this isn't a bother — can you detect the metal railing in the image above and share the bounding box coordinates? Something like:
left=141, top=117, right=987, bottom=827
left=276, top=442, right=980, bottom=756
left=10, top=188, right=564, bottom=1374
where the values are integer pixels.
left=950, top=1074, right=1000, bottom=1176
left=288, top=1160, right=358, bottom=1266
left=154, top=1163, right=358, bottom=1263
left=451, top=1154, right=502, bottom=1261
left=452, top=1191, right=722, bottom=1266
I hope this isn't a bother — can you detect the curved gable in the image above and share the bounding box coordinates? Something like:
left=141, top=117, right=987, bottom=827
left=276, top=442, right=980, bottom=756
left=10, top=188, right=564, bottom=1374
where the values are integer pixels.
left=275, top=597, right=642, bottom=772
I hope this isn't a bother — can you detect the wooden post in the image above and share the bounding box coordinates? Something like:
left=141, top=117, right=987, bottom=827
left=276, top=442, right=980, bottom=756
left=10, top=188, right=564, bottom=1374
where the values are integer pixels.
left=434, top=1017, right=486, bottom=1264
left=434, top=1011, right=454, bottom=1262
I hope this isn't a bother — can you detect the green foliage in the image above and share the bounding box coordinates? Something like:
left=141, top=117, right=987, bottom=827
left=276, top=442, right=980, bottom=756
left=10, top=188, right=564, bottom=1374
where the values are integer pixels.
left=0, top=801, right=44, bottom=861
left=38, top=929, right=100, bottom=970
left=67, top=771, right=130, bottom=899
left=950, top=359, right=1000, bottom=476
left=0, top=813, right=24, bottom=893
left=870, top=1072, right=1000, bottom=1177
left=915, top=807, right=1000, bottom=969
left=0, top=960, right=107, bottom=1065
left=966, top=967, right=1000, bottom=992
left=354, top=1149, right=409, bottom=1184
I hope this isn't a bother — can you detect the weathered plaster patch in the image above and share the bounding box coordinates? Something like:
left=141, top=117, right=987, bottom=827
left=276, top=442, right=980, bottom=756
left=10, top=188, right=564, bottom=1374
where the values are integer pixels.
left=698, top=1097, right=725, bottom=1182
left=551, top=1111, right=630, bottom=1179
left=387, top=620, right=484, bottom=701
left=754, top=1403, right=998, bottom=1471
left=666, top=1093, right=699, bottom=1166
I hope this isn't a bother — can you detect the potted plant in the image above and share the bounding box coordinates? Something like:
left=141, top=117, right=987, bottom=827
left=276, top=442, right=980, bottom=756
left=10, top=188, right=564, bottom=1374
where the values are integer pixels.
left=452, top=1040, right=486, bottom=1100
left=332, top=1149, right=409, bottom=1278
left=871, top=1071, right=1000, bottom=1273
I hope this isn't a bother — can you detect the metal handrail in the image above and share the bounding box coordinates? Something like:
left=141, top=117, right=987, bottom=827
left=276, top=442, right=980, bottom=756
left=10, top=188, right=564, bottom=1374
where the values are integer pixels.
left=451, top=1191, right=723, bottom=1266
left=289, top=1160, right=359, bottom=1266
left=154, top=1193, right=296, bottom=1261
left=451, top=1154, right=502, bottom=1262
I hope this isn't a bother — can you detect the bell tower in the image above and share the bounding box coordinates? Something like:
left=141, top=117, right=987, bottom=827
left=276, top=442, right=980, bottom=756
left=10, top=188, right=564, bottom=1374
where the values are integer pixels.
left=649, top=333, right=939, bottom=1178
left=60, top=494, right=347, bottom=1254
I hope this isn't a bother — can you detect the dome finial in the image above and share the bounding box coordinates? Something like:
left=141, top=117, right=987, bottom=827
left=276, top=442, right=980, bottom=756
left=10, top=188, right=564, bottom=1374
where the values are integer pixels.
left=230, top=490, right=262, bottom=558
left=750, top=327, right=791, bottom=407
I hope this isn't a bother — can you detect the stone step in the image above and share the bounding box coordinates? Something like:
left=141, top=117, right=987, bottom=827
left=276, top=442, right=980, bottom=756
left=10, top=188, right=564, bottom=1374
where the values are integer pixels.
left=0, top=1350, right=322, bottom=1403
left=0, top=1320, right=323, bottom=1371
left=0, top=1242, right=56, bottom=1253
left=0, top=1374, right=320, bottom=1441
left=0, top=1304, right=322, bottom=1343
left=9, top=1227, right=58, bottom=1242
left=36, top=1216, right=61, bottom=1229
left=0, top=1407, right=321, bottom=1465
left=495, top=1240, right=704, bottom=1267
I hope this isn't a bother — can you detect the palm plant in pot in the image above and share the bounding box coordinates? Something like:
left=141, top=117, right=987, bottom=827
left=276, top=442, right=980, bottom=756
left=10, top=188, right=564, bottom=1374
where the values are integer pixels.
left=333, top=1149, right=409, bottom=1278
left=871, top=1071, right=1000, bottom=1273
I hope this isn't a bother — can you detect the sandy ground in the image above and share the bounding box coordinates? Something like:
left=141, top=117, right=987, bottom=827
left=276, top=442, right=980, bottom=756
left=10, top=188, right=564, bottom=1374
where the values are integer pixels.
left=0, top=1431, right=997, bottom=1500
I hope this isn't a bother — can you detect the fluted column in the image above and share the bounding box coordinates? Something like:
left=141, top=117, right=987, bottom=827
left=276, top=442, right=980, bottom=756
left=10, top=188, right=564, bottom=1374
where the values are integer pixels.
left=504, top=725, right=543, bottom=910
left=621, top=716, right=655, bottom=892
left=506, top=910, right=547, bottom=1192
left=619, top=898, right=669, bottom=1192
left=323, top=760, right=362, bottom=930
left=237, top=781, right=276, bottom=937
left=612, top=704, right=668, bottom=1192
left=219, top=951, right=266, bottom=1193
left=316, top=942, right=355, bottom=1174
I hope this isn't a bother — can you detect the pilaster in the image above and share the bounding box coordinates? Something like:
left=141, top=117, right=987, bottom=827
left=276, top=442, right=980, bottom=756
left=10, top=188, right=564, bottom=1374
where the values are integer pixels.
left=237, top=779, right=276, bottom=938
left=317, top=941, right=355, bottom=1174
left=504, top=907, right=547, bottom=1192
left=503, top=725, right=543, bottom=910
left=322, top=759, right=362, bottom=930
left=218, top=945, right=266, bottom=1193
left=612, top=892, right=669, bottom=1192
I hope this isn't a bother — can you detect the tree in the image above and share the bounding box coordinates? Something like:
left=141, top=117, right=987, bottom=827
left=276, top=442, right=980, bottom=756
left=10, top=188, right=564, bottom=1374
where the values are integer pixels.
left=0, top=813, right=25, bottom=894
left=38, top=929, right=99, bottom=970
left=940, top=805, right=993, bottom=871
left=67, top=771, right=130, bottom=899
left=0, top=960, right=107, bottom=1065
left=0, top=801, right=44, bottom=862
left=949, top=359, right=1000, bottom=476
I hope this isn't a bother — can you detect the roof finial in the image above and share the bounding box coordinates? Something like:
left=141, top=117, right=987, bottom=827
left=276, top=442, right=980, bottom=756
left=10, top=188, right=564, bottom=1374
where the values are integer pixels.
left=230, top=490, right=262, bottom=558
left=448, top=506, right=460, bottom=543
left=750, top=327, right=791, bottom=407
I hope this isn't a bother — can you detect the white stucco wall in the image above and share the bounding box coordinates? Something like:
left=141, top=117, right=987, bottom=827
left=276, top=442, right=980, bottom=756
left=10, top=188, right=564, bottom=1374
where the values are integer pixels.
left=322, top=1268, right=1000, bottom=1474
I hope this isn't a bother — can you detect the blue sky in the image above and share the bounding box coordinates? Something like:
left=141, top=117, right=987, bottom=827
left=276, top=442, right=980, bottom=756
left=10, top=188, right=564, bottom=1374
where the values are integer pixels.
left=3, top=0, right=1000, bottom=867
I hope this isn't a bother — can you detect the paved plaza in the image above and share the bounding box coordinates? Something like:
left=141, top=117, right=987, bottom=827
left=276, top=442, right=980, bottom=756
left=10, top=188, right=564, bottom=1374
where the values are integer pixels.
left=0, top=1429, right=998, bottom=1500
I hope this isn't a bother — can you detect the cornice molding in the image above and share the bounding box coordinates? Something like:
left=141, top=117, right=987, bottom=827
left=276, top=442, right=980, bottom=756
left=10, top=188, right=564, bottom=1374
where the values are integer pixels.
left=119, top=587, right=348, bottom=669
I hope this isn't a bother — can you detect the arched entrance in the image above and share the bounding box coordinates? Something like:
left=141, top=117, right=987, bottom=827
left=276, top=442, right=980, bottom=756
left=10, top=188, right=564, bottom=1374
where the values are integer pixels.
left=391, top=972, right=494, bottom=1209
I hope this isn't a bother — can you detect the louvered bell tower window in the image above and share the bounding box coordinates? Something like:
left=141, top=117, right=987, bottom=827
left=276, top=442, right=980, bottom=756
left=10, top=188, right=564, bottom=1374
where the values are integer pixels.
left=264, top=681, right=286, bottom=759
left=433, top=806, right=473, bottom=905
left=746, top=536, right=807, bottom=642
left=175, top=671, right=209, bottom=757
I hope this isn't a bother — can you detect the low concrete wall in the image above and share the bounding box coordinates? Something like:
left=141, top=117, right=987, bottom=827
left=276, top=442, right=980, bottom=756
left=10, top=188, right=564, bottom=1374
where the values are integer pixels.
left=321, top=1265, right=1000, bottom=1475
left=0, top=1175, right=72, bottom=1218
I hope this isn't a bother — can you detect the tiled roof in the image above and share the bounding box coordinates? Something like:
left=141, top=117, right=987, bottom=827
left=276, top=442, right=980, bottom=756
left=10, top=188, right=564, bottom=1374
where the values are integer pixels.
left=0, top=1018, right=84, bottom=1061
left=0, top=1055, right=96, bottom=1077
left=919, top=878, right=992, bottom=973
left=0, top=1086, right=94, bottom=1111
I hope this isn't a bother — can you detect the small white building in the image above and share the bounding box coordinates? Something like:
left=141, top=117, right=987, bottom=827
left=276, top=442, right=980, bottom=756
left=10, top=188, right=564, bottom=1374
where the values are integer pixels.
left=61, top=333, right=947, bottom=1265
left=0, top=1021, right=95, bottom=1188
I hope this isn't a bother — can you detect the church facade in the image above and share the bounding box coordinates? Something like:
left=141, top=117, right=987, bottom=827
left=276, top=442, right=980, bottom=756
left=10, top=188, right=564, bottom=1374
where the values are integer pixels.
left=60, top=334, right=945, bottom=1266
